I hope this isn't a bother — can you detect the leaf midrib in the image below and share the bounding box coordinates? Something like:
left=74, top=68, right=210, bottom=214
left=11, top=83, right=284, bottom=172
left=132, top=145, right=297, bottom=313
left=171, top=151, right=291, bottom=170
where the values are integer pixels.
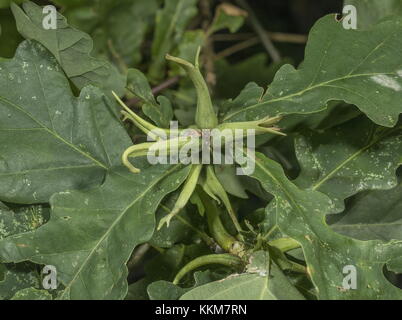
left=0, top=96, right=108, bottom=170
left=0, top=164, right=99, bottom=177
left=223, top=71, right=395, bottom=122
left=312, top=127, right=400, bottom=191
left=58, top=164, right=183, bottom=299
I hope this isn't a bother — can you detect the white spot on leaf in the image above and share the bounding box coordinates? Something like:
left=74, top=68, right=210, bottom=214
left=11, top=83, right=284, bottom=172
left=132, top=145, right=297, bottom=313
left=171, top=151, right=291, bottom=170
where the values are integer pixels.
left=370, top=74, right=402, bottom=91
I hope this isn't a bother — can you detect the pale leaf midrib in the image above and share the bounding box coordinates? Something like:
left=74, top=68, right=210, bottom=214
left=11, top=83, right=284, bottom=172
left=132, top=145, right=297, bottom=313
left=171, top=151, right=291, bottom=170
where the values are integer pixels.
left=58, top=164, right=183, bottom=299
left=223, top=72, right=395, bottom=122
left=0, top=96, right=108, bottom=170
left=0, top=164, right=99, bottom=177
left=312, top=127, right=399, bottom=191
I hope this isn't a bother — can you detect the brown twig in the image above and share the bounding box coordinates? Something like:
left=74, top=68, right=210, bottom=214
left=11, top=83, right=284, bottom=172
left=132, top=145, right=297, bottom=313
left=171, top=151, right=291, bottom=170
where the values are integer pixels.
left=214, top=37, right=260, bottom=60
left=212, top=32, right=308, bottom=44
left=235, top=0, right=281, bottom=62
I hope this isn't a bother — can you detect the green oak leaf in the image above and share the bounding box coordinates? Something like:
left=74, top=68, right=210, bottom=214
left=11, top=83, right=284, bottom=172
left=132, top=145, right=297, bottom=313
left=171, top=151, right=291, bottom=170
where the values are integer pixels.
left=125, top=278, right=150, bottom=300
left=148, top=0, right=198, bottom=82
left=313, top=101, right=362, bottom=130
left=221, top=82, right=264, bottom=120
left=328, top=179, right=402, bottom=241
left=0, top=204, right=47, bottom=300
left=180, top=253, right=304, bottom=300
left=11, top=287, right=52, bottom=300
left=127, top=68, right=173, bottom=128
left=11, top=1, right=125, bottom=95
left=294, top=117, right=402, bottom=212
left=0, top=263, right=41, bottom=300
left=223, top=15, right=402, bottom=127
left=126, top=278, right=149, bottom=300
left=345, top=0, right=402, bottom=28
left=0, top=164, right=190, bottom=300
left=220, top=86, right=357, bottom=140
left=0, top=205, right=49, bottom=239
left=248, top=152, right=402, bottom=299
left=0, top=40, right=132, bottom=204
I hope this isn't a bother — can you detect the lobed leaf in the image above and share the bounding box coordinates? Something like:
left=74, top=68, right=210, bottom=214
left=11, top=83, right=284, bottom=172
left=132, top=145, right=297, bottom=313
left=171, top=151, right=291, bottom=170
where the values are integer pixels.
left=0, top=205, right=48, bottom=238
left=0, top=204, right=47, bottom=300
left=328, top=179, right=402, bottom=241
left=223, top=15, right=402, bottom=127
left=294, top=117, right=402, bottom=212
left=11, top=287, right=52, bottom=300
left=248, top=152, right=402, bottom=299
left=127, top=68, right=173, bottom=128
left=0, top=164, right=191, bottom=299
left=0, top=263, right=41, bottom=300
left=11, top=1, right=126, bottom=95
left=0, top=40, right=131, bottom=203
left=180, top=252, right=304, bottom=300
